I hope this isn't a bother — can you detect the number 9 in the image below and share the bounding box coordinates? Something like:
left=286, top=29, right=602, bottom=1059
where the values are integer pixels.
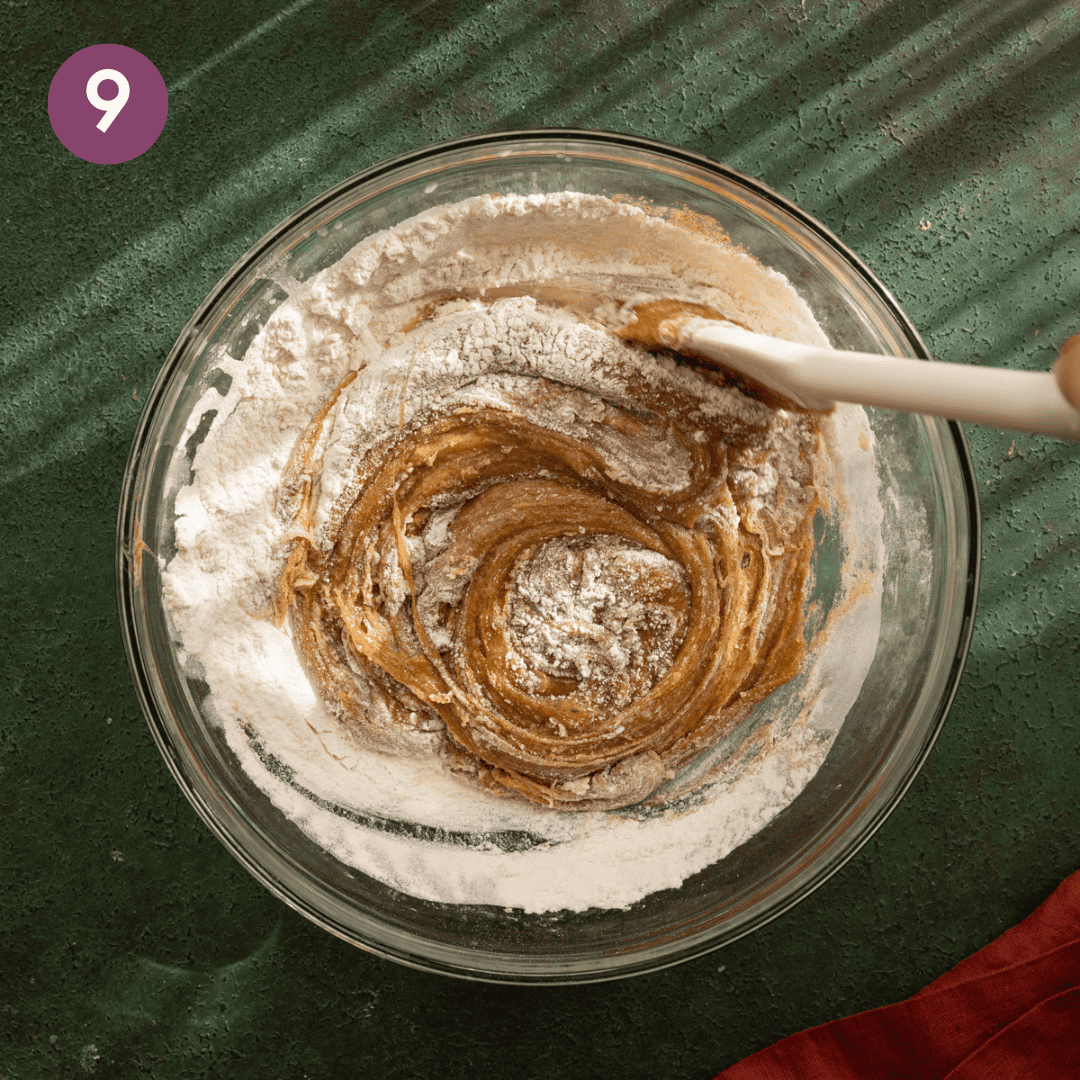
left=86, top=68, right=130, bottom=133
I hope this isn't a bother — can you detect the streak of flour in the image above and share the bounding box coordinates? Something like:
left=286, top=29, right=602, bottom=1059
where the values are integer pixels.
left=163, top=192, right=884, bottom=913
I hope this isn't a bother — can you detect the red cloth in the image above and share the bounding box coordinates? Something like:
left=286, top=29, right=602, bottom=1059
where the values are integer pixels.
left=717, top=869, right=1080, bottom=1079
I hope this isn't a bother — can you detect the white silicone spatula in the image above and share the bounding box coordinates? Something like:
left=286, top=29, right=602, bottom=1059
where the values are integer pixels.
left=624, top=301, right=1080, bottom=441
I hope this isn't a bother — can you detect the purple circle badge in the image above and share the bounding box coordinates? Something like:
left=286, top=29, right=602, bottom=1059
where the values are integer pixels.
left=49, top=44, right=168, bottom=165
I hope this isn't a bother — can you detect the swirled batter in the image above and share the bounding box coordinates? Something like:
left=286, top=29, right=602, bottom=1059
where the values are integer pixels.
left=274, top=296, right=822, bottom=810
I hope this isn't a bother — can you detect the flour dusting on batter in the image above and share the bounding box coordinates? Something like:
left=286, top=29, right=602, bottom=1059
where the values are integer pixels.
left=164, top=192, right=884, bottom=913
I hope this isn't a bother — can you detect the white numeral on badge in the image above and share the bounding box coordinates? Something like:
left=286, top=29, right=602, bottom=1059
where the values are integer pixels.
left=86, top=68, right=130, bottom=133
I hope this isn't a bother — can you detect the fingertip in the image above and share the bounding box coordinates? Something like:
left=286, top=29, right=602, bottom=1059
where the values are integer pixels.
left=1054, top=334, right=1080, bottom=412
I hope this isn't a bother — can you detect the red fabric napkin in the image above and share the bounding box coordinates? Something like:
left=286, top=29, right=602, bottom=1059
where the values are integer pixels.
left=716, top=869, right=1080, bottom=1079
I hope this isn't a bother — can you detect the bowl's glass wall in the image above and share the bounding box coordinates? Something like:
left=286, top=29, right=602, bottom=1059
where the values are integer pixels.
left=117, top=131, right=978, bottom=983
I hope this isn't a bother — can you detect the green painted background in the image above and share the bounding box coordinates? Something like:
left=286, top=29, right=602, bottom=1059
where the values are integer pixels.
left=2, top=1, right=1078, bottom=1076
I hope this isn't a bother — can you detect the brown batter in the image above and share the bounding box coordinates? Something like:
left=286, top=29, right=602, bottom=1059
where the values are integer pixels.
left=273, top=303, right=823, bottom=811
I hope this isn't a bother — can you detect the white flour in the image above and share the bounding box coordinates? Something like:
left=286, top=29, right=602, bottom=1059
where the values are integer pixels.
left=164, top=192, right=884, bottom=913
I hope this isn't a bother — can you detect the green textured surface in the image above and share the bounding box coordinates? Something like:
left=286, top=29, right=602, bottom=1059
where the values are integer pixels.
left=2, top=1, right=1079, bottom=1076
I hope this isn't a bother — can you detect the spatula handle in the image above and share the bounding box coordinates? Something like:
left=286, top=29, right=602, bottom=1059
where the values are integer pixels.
left=793, top=352, right=1080, bottom=440
left=685, top=320, right=1080, bottom=440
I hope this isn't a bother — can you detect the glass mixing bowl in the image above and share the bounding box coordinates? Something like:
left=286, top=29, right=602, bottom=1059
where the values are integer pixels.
left=117, top=130, right=979, bottom=983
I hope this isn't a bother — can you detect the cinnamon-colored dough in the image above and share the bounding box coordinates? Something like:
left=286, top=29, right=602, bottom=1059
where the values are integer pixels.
left=273, top=297, right=823, bottom=811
